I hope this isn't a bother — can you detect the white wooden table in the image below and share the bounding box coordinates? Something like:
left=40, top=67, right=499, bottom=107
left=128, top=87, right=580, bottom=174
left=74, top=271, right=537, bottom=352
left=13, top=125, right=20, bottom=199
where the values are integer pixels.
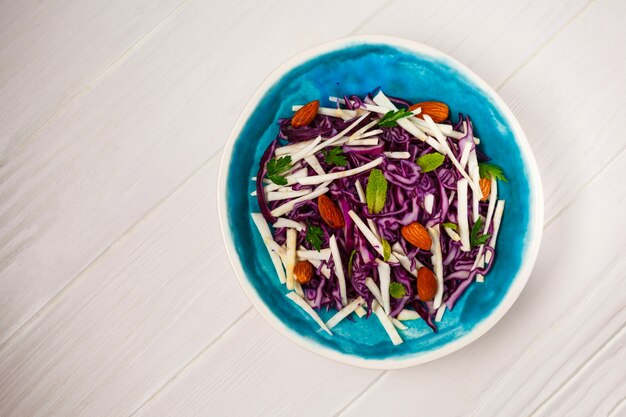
left=1, top=1, right=625, bottom=416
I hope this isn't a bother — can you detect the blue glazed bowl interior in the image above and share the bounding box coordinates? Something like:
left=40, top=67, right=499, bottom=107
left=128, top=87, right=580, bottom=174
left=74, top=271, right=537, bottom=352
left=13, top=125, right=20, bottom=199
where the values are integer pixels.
left=226, top=42, right=530, bottom=361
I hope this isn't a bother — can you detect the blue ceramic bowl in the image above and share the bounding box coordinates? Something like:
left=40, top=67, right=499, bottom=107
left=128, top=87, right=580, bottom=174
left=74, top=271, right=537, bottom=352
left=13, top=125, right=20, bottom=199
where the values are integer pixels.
left=218, top=36, right=543, bottom=369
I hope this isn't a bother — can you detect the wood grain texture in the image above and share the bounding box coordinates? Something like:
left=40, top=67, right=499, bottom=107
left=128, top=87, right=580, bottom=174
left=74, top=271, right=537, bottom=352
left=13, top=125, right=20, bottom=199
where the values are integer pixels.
left=0, top=0, right=624, bottom=416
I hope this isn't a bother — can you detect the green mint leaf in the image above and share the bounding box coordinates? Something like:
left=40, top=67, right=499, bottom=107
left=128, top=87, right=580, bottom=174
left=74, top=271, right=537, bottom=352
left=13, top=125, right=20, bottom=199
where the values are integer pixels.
left=389, top=282, right=407, bottom=299
left=416, top=152, right=445, bottom=173
left=266, top=156, right=292, bottom=185
left=322, top=147, right=347, bottom=167
left=306, top=224, right=324, bottom=252
left=348, top=249, right=357, bottom=278
left=377, top=109, right=414, bottom=127
left=478, top=162, right=508, bottom=182
left=470, top=217, right=492, bottom=248
left=442, top=222, right=458, bottom=231
left=366, top=169, right=388, bottom=214
left=382, top=239, right=391, bottom=262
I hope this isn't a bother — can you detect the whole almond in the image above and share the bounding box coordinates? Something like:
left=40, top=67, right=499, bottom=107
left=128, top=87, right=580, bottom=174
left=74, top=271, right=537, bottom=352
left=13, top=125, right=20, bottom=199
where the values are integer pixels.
left=479, top=178, right=491, bottom=201
left=401, top=222, right=432, bottom=251
left=318, top=194, right=345, bottom=228
left=409, top=101, right=449, bottom=123
left=291, top=100, right=319, bottom=128
left=293, top=260, right=314, bottom=284
left=417, top=267, right=437, bottom=301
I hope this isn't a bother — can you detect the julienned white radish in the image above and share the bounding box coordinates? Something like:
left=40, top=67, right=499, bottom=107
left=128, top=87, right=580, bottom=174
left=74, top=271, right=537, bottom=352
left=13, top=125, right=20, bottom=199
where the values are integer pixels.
left=275, top=138, right=314, bottom=156
left=270, top=184, right=329, bottom=217
left=329, top=235, right=347, bottom=306
left=429, top=225, right=444, bottom=309
left=424, top=194, right=434, bottom=214
left=285, top=292, right=332, bottom=335
left=444, top=225, right=461, bottom=242
left=435, top=305, right=446, bottom=322
left=285, top=228, right=297, bottom=290
left=264, top=167, right=308, bottom=192
left=486, top=200, right=505, bottom=263
left=354, top=306, right=367, bottom=318
left=307, top=258, right=331, bottom=279
left=251, top=213, right=286, bottom=284
left=349, top=119, right=379, bottom=141
left=354, top=179, right=380, bottom=241
left=468, top=149, right=481, bottom=222
left=457, top=179, right=471, bottom=251
left=328, top=96, right=390, bottom=115
left=372, top=301, right=403, bottom=345
left=292, top=104, right=358, bottom=120
left=397, top=309, right=421, bottom=321
left=288, top=136, right=322, bottom=164
left=273, top=218, right=305, bottom=231
left=296, top=248, right=331, bottom=261
left=459, top=140, right=473, bottom=170
left=293, top=281, right=305, bottom=298
left=365, top=277, right=384, bottom=307
left=297, top=157, right=383, bottom=186
left=391, top=242, right=424, bottom=273
left=484, top=177, right=498, bottom=233
left=266, top=189, right=310, bottom=202
left=348, top=138, right=379, bottom=146
left=348, top=210, right=399, bottom=262
left=377, top=260, right=391, bottom=314
left=384, top=152, right=411, bottom=159
left=304, top=155, right=325, bottom=175
left=391, top=317, right=408, bottom=330
left=308, top=112, right=370, bottom=155
left=325, top=297, right=365, bottom=329
left=355, top=129, right=383, bottom=139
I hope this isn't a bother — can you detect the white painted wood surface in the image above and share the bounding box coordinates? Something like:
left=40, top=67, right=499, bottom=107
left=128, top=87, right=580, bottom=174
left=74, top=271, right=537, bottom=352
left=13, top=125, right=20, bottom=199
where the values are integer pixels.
left=0, top=0, right=624, bottom=416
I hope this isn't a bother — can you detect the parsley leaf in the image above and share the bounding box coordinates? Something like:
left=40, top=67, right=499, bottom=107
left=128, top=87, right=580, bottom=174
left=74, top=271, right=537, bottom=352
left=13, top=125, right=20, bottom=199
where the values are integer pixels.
left=470, top=217, right=492, bottom=247
left=478, top=162, right=508, bottom=182
left=347, top=249, right=357, bottom=278
left=377, top=109, right=414, bottom=127
left=442, top=222, right=458, bottom=231
left=382, top=239, right=391, bottom=262
left=305, top=224, right=324, bottom=252
left=322, top=147, right=347, bottom=167
left=266, top=155, right=292, bottom=185
left=416, top=152, right=445, bottom=173
left=389, top=282, right=407, bottom=299
left=366, top=169, right=388, bottom=214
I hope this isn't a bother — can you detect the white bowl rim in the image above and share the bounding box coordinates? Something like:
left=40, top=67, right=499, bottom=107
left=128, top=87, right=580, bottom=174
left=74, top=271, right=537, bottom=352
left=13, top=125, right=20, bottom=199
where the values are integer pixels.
left=217, top=35, right=544, bottom=370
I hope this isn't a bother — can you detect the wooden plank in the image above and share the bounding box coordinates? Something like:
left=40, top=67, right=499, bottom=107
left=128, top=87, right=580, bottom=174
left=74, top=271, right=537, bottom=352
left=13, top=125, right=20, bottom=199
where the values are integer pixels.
left=0, top=0, right=386, bottom=345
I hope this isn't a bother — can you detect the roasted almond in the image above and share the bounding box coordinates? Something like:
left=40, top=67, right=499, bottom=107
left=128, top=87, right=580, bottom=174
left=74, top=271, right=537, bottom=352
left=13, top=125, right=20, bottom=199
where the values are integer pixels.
left=293, top=260, right=314, bottom=284
left=401, top=222, right=432, bottom=251
left=291, top=100, right=319, bottom=128
left=409, top=101, right=449, bottom=123
left=479, top=178, right=491, bottom=201
left=417, top=267, right=437, bottom=301
left=318, top=194, right=345, bottom=228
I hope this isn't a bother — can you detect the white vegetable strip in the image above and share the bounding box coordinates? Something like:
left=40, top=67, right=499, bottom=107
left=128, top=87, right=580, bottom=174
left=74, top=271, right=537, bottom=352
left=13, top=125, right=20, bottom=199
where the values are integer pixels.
left=297, top=157, right=383, bottom=186
left=266, top=189, right=310, bottom=202
left=372, top=301, right=403, bottom=345
left=397, top=309, right=421, bottom=321
left=349, top=210, right=399, bottom=262
left=354, top=306, right=367, bottom=318
left=457, top=179, right=471, bottom=251
left=329, top=96, right=390, bottom=115
left=354, top=180, right=380, bottom=241
left=264, top=167, right=309, bottom=192
left=308, top=112, right=370, bottom=154
left=435, top=305, right=446, bottom=322
left=365, top=277, right=384, bottom=307
left=296, top=248, right=331, bottom=261
left=459, top=140, right=473, bottom=170
left=273, top=218, right=305, bottom=231
left=304, top=155, right=325, bottom=176
left=308, top=258, right=331, bottom=279
left=391, top=317, right=408, bottom=330
left=444, top=226, right=461, bottom=242
left=285, top=292, right=332, bottom=335
left=486, top=200, right=505, bottom=263
left=347, top=138, right=379, bottom=146
left=275, top=139, right=314, bottom=156
left=424, top=194, right=434, bottom=214
left=384, top=151, right=410, bottom=159
left=355, top=129, right=383, bottom=139
left=370, top=91, right=430, bottom=143
left=250, top=213, right=286, bottom=284
left=429, top=225, right=444, bottom=309
left=325, top=297, right=365, bottom=329
left=377, top=260, right=391, bottom=314
left=468, top=149, right=481, bottom=222
left=292, top=104, right=358, bottom=119
left=391, top=242, right=424, bottom=273
left=285, top=228, right=297, bottom=290
left=289, top=136, right=322, bottom=163
left=349, top=119, right=379, bottom=141
left=270, top=185, right=329, bottom=217
left=329, top=235, right=347, bottom=306
left=293, top=281, right=305, bottom=298
left=484, top=177, right=498, bottom=233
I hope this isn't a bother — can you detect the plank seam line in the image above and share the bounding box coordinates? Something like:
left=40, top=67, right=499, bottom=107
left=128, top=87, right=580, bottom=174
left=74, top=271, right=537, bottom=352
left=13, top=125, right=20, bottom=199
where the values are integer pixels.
left=608, top=395, right=626, bottom=417
left=349, top=0, right=396, bottom=34
left=126, top=306, right=254, bottom=417
left=494, top=0, right=597, bottom=91
left=333, top=371, right=387, bottom=417
left=4, top=0, right=194, bottom=160
left=0, top=146, right=223, bottom=352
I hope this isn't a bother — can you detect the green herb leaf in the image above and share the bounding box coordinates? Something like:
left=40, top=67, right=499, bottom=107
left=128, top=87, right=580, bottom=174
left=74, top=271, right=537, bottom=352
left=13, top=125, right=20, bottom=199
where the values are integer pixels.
left=306, top=224, right=324, bottom=252
left=348, top=249, right=357, bottom=278
left=322, top=147, right=347, bottom=167
left=470, top=217, right=492, bottom=248
left=478, top=162, right=508, bottom=182
left=382, top=239, right=391, bottom=261
left=366, top=169, right=388, bottom=214
left=416, top=152, right=445, bottom=173
left=389, top=282, right=407, bottom=299
left=377, top=109, right=414, bottom=127
left=442, top=222, right=458, bottom=231
left=266, top=155, right=292, bottom=185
